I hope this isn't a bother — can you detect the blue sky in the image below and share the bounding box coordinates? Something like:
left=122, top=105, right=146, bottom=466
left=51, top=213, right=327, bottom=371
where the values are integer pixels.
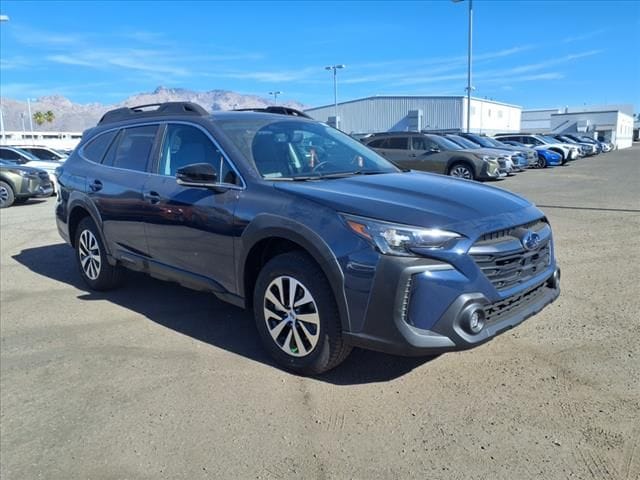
left=1, top=0, right=639, bottom=112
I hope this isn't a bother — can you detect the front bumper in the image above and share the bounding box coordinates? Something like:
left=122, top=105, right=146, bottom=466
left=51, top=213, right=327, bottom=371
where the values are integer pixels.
left=344, top=255, right=560, bottom=356
left=17, top=176, right=53, bottom=198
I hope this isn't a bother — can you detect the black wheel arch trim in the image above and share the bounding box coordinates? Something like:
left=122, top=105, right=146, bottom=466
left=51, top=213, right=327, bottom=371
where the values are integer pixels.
left=239, top=213, right=351, bottom=332
left=447, top=158, right=476, bottom=177
left=0, top=176, right=17, bottom=193
left=66, top=192, right=113, bottom=259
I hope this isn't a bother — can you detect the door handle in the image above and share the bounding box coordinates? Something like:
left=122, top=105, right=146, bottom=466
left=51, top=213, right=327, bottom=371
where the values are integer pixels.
left=89, top=179, right=103, bottom=192
left=143, top=191, right=161, bottom=204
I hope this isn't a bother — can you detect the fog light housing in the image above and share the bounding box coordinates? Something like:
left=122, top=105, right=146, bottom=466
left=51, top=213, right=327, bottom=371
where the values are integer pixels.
left=461, top=305, right=485, bottom=334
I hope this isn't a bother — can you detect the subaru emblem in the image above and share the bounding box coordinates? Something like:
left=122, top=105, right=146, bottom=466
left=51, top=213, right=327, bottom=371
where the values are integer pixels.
left=522, top=230, right=541, bottom=251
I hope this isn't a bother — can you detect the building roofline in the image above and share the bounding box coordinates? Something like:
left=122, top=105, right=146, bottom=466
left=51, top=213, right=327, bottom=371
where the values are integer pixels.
left=550, top=110, right=624, bottom=116
left=305, top=95, right=521, bottom=112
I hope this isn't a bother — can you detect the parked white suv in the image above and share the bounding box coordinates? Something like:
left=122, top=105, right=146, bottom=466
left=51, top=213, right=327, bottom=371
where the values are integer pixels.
left=16, top=145, right=68, bottom=161
left=494, top=134, right=579, bottom=164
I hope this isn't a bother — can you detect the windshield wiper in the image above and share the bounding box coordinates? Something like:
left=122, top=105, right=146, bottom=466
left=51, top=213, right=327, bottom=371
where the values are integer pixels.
left=266, top=170, right=392, bottom=181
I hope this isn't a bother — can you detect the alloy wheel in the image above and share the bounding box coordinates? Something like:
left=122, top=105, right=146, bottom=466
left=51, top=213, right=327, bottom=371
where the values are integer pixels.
left=78, top=229, right=102, bottom=280
left=263, top=276, right=320, bottom=357
left=0, top=186, right=9, bottom=207
left=450, top=165, right=472, bottom=179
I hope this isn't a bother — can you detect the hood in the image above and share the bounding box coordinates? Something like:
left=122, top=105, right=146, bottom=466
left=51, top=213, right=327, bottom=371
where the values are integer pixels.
left=463, top=147, right=513, bottom=158
left=0, top=164, right=45, bottom=174
left=274, top=171, right=542, bottom=238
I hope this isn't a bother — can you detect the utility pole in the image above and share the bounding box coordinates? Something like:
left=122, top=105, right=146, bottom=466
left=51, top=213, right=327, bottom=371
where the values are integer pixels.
left=269, top=91, right=282, bottom=105
left=27, top=98, right=34, bottom=133
left=324, top=64, right=346, bottom=125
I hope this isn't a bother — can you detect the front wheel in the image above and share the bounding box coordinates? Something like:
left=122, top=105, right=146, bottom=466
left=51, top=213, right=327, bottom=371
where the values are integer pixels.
left=537, top=156, right=547, bottom=169
left=448, top=162, right=475, bottom=180
left=0, top=181, right=15, bottom=208
left=253, top=252, right=352, bottom=375
left=75, top=217, right=124, bottom=290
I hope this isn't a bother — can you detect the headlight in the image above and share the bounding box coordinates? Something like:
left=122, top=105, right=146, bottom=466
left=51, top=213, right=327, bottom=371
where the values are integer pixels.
left=341, top=214, right=462, bottom=256
left=474, top=154, right=498, bottom=162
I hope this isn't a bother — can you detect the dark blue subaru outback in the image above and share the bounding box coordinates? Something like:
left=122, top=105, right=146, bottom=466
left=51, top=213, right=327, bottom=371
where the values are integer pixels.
left=55, top=102, right=560, bottom=374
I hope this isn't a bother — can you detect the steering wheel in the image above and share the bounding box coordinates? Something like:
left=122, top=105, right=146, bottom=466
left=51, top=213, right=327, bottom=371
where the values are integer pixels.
left=312, top=160, right=338, bottom=173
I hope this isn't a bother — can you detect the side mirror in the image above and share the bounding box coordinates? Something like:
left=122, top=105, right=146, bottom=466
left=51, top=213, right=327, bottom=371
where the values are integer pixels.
left=429, top=147, right=440, bottom=153
left=176, top=163, right=219, bottom=189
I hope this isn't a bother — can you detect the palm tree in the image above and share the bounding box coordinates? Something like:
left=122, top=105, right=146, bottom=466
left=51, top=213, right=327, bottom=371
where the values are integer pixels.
left=44, top=110, right=55, bottom=124
left=33, top=111, right=46, bottom=126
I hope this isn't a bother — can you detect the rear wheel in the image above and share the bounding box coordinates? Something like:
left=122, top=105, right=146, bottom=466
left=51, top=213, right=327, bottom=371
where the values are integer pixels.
left=254, top=251, right=352, bottom=375
left=75, top=217, right=124, bottom=290
left=448, top=162, right=475, bottom=180
left=0, top=181, right=15, bottom=208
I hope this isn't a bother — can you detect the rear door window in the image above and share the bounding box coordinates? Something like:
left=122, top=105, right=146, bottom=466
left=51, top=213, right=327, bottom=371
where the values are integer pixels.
left=82, top=130, right=118, bottom=163
left=367, top=138, right=385, bottom=148
left=110, top=125, right=158, bottom=172
left=387, top=137, right=408, bottom=150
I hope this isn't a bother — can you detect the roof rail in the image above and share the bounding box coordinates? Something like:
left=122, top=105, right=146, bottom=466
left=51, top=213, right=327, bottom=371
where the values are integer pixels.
left=232, top=106, right=312, bottom=119
left=98, top=102, right=209, bottom=125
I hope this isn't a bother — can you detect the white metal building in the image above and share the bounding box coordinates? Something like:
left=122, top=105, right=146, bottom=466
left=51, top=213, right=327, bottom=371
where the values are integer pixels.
left=522, top=104, right=634, bottom=149
left=305, top=96, right=521, bottom=136
left=0, top=130, right=83, bottom=150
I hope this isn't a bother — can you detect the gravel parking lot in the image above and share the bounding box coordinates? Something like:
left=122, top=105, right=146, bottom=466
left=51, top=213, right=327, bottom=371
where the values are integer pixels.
left=1, top=146, right=639, bottom=480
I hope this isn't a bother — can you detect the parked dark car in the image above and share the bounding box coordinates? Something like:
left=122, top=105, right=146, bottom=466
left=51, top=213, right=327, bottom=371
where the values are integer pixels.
left=0, top=159, right=53, bottom=208
left=55, top=102, right=561, bottom=374
left=361, top=132, right=503, bottom=180
left=456, top=133, right=533, bottom=170
left=442, top=134, right=514, bottom=175
left=493, top=134, right=579, bottom=164
left=550, top=135, right=597, bottom=156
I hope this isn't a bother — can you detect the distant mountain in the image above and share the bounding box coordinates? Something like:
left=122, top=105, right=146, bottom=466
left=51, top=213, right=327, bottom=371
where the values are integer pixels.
left=0, top=86, right=306, bottom=132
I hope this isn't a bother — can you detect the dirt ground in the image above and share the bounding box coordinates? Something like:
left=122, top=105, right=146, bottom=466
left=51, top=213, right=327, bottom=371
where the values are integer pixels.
left=1, top=146, right=639, bottom=479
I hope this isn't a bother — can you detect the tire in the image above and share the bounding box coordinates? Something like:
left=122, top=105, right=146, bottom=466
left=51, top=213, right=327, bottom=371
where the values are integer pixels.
left=75, top=217, right=124, bottom=291
left=448, top=162, right=475, bottom=180
left=0, top=181, right=15, bottom=208
left=253, top=251, right=352, bottom=375
left=537, top=156, right=547, bottom=169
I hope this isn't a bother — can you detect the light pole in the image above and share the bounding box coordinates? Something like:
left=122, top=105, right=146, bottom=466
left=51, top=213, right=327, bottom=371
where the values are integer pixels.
left=269, top=91, right=282, bottom=105
left=0, top=14, right=7, bottom=144
left=324, top=64, right=345, bottom=124
left=27, top=98, right=34, bottom=133
left=453, top=0, right=473, bottom=132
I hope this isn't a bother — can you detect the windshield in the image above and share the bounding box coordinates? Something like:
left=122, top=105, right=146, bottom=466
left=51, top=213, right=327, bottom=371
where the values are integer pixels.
left=446, top=135, right=480, bottom=149
left=216, top=118, right=399, bottom=179
left=428, top=135, right=463, bottom=151
left=466, top=134, right=495, bottom=148
left=540, top=135, right=561, bottom=144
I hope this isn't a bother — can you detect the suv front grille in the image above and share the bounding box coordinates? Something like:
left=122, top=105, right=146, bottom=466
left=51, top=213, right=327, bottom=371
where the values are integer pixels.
left=476, top=219, right=546, bottom=243
left=483, top=280, right=548, bottom=325
left=471, top=219, right=551, bottom=291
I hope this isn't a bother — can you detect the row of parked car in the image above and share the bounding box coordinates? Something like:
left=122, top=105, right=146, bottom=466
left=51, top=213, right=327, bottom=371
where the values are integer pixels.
left=0, top=145, right=69, bottom=208
left=357, top=131, right=613, bottom=181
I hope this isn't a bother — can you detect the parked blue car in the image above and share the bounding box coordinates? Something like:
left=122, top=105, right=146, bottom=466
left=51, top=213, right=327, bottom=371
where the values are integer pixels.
left=537, top=149, right=563, bottom=168
left=501, top=141, right=562, bottom=168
